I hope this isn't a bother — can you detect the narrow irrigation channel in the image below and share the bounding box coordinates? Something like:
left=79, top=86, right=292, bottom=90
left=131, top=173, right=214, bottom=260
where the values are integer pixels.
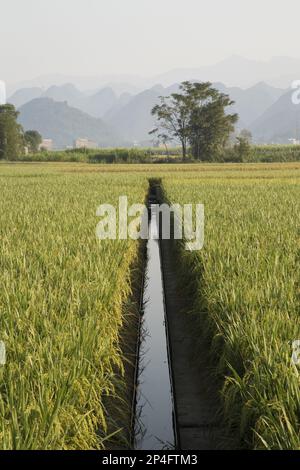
left=133, top=191, right=177, bottom=450
left=131, top=181, right=237, bottom=451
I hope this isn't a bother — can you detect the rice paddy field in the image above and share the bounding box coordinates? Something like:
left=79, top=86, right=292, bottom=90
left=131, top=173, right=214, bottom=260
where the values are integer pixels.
left=0, top=164, right=148, bottom=449
left=162, top=164, right=300, bottom=450
left=0, top=161, right=299, bottom=450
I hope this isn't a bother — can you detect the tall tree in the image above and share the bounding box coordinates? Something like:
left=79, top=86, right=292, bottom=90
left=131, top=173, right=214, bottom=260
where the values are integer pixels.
left=189, top=87, right=238, bottom=160
left=239, top=128, right=252, bottom=143
left=0, top=104, right=23, bottom=160
left=151, top=81, right=238, bottom=161
left=150, top=83, right=196, bottom=160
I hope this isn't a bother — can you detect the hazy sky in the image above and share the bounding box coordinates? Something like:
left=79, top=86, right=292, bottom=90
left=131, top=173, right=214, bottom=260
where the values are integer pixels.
left=1, top=0, right=300, bottom=85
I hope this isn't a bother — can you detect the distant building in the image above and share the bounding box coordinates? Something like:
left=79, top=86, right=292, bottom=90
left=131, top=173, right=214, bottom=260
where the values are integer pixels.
left=39, top=139, right=53, bottom=151
left=74, top=138, right=98, bottom=149
left=288, top=138, right=300, bottom=145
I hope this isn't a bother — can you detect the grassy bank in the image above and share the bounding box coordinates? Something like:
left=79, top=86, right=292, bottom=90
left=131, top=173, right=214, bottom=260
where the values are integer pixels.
left=6, top=148, right=182, bottom=164
left=224, top=144, right=300, bottom=163
left=3, top=144, right=300, bottom=164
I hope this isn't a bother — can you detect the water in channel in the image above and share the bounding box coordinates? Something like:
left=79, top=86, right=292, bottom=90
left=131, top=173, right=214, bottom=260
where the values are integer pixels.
left=134, top=204, right=176, bottom=450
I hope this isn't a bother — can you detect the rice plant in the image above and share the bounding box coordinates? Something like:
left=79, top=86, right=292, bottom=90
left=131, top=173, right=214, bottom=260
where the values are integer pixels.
left=162, top=165, right=300, bottom=449
left=0, top=165, right=148, bottom=449
left=0, top=161, right=299, bottom=450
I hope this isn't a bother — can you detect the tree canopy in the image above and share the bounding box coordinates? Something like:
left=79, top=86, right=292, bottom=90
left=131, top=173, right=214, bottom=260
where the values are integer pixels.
left=0, top=104, right=24, bottom=160
left=24, top=130, right=42, bottom=153
left=150, top=81, right=238, bottom=160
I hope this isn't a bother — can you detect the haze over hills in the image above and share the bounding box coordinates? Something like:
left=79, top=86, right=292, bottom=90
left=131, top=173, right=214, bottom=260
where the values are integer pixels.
left=250, top=89, right=300, bottom=143
left=7, top=55, right=300, bottom=94
left=7, top=74, right=143, bottom=97
left=13, top=80, right=290, bottom=147
left=18, top=98, right=126, bottom=149
left=10, top=84, right=125, bottom=119
left=43, top=84, right=84, bottom=107
left=103, top=84, right=184, bottom=143
left=106, top=82, right=286, bottom=143
left=79, top=88, right=119, bottom=118
left=106, top=85, right=167, bottom=143
left=8, top=55, right=300, bottom=147
left=153, top=56, right=300, bottom=89
left=214, top=82, right=285, bottom=127
left=9, top=87, right=44, bottom=108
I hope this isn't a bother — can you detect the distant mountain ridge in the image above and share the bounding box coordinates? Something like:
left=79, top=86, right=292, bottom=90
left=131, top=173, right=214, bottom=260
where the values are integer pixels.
left=250, top=89, right=300, bottom=143
left=18, top=97, right=126, bottom=149
left=7, top=55, right=300, bottom=94
left=9, top=87, right=44, bottom=108
left=9, top=84, right=128, bottom=119
left=11, top=77, right=297, bottom=146
left=107, top=86, right=166, bottom=143
left=213, top=81, right=284, bottom=126
left=152, top=56, right=300, bottom=88
left=106, top=82, right=286, bottom=143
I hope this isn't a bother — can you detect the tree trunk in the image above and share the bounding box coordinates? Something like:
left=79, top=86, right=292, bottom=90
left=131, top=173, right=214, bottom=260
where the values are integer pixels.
left=164, top=142, right=169, bottom=157
left=182, top=140, right=186, bottom=161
